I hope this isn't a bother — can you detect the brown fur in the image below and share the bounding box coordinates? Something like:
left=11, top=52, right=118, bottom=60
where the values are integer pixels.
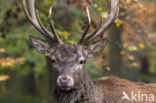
left=95, top=76, right=156, bottom=103
left=51, top=73, right=156, bottom=103
left=51, top=69, right=103, bottom=103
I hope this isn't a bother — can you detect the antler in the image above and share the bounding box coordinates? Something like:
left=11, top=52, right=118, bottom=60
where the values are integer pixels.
left=48, top=6, right=63, bottom=44
left=79, top=0, right=119, bottom=44
left=78, top=7, right=91, bottom=44
left=23, top=0, right=63, bottom=44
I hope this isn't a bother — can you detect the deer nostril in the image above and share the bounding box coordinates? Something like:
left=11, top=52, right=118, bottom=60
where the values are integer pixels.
left=59, top=77, right=70, bottom=85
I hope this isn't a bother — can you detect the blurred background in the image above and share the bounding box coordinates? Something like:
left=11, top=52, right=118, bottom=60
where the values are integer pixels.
left=0, top=0, right=156, bottom=103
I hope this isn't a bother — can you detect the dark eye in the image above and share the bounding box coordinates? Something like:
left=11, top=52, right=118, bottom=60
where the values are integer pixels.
left=51, top=59, right=56, bottom=64
left=79, top=60, right=85, bottom=65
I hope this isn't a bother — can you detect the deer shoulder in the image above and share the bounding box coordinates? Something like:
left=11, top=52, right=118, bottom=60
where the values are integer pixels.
left=94, top=76, right=156, bottom=103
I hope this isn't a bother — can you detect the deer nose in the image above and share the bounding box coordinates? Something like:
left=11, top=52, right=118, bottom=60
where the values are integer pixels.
left=59, top=77, right=71, bottom=86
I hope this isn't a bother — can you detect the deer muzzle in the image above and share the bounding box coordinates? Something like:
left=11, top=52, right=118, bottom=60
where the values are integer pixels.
left=57, top=75, right=74, bottom=91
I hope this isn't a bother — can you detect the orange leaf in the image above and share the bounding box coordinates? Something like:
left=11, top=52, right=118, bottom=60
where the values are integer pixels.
left=0, top=48, right=5, bottom=53
left=0, top=75, right=10, bottom=81
left=128, top=55, right=135, bottom=60
left=122, top=23, right=128, bottom=29
left=15, top=57, right=25, bottom=63
left=154, top=9, right=156, bottom=13
left=120, top=51, right=125, bottom=56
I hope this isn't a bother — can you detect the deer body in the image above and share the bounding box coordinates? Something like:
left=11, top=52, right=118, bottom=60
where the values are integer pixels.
left=51, top=75, right=156, bottom=103
left=22, top=0, right=156, bottom=103
left=50, top=64, right=156, bottom=103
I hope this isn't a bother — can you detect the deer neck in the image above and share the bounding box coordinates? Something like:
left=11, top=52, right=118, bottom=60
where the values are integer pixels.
left=51, top=68, right=102, bottom=103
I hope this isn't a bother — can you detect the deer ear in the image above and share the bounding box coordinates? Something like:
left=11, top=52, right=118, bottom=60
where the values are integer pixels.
left=84, top=38, right=109, bottom=58
left=29, top=35, right=55, bottom=57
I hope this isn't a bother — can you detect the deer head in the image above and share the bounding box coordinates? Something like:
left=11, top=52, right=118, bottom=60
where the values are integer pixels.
left=23, top=0, right=118, bottom=91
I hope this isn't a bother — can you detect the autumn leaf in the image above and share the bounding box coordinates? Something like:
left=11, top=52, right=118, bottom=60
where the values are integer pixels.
left=0, top=57, right=25, bottom=67
left=154, top=8, right=156, bottom=13
left=97, top=7, right=103, bottom=12
left=1, top=61, right=14, bottom=67
left=139, top=43, right=145, bottom=49
left=143, top=7, right=150, bottom=13
left=115, top=19, right=123, bottom=27
left=122, top=23, right=128, bottom=29
left=124, top=0, right=130, bottom=4
left=127, top=55, right=135, bottom=60
left=15, top=57, right=25, bottom=63
left=62, top=31, right=70, bottom=37
left=120, top=51, right=125, bottom=56
left=0, top=75, right=10, bottom=82
left=136, top=3, right=143, bottom=9
left=66, top=40, right=76, bottom=44
left=0, top=48, right=5, bottom=53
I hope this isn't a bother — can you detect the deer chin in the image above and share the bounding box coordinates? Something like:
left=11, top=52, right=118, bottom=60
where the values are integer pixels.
left=57, top=84, right=74, bottom=91
left=59, top=86, right=72, bottom=91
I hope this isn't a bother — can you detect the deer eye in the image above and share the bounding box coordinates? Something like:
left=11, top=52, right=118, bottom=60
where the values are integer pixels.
left=52, top=59, right=56, bottom=63
left=79, top=60, right=84, bottom=65
left=51, top=57, right=57, bottom=64
left=78, top=57, right=85, bottom=65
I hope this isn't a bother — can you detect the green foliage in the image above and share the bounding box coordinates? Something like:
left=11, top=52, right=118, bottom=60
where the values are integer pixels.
left=85, top=59, right=106, bottom=79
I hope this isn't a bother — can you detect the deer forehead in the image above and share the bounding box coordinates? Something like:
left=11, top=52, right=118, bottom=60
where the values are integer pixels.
left=53, top=44, right=84, bottom=61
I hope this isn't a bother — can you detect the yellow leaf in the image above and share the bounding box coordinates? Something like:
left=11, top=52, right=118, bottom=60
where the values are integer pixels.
left=115, top=19, right=122, bottom=27
left=116, top=22, right=121, bottom=27
left=1, top=61, right=14, bottom=67
left=136, top=3, right=143, bottom=9
left=62, top=31, right=70, bottom=37
left=67, top=40, right=76, bottom=44
left=97, top=7, right=103, bottom=12
left=139, top=43, right=144, bottom=49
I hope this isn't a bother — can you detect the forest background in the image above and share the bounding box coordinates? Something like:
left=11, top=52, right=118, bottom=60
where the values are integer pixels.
left=0, top=0, right=156, bottom=103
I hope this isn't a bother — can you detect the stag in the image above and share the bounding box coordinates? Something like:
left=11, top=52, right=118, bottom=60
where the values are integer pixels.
left=23, top=0, right=156, bottom=103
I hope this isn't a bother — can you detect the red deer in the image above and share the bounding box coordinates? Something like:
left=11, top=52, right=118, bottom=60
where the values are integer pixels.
left=23, top=0, right=156, bottom=102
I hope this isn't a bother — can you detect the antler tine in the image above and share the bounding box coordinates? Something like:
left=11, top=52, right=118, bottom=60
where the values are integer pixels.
left=48, top=6, right=63, bottom=44
left=78, top=7, right=91, bottom=44
left=82, top=18, right=103, bottom=44
left=83, top=0, right=119, bottom=43
left=23, top=0, right=56, bottom=41
left=23, top=0, right=42, bottom=33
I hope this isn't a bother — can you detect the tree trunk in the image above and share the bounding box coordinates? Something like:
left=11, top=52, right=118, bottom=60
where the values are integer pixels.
left=108, top=24, right=123, bottom=77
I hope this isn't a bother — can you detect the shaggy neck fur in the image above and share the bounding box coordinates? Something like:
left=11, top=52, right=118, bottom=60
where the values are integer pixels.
left=51, top=69, right=103, bottom=103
